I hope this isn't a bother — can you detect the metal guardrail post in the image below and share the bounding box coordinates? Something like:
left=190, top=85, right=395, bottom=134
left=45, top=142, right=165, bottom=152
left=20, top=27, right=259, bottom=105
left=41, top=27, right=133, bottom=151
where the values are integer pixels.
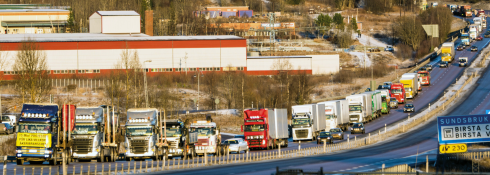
left=2, top=156, right=6, bottom=175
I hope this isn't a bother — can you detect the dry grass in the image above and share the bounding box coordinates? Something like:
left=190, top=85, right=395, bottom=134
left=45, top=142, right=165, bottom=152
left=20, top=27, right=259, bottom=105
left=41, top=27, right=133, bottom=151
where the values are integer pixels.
left=0, top=136, right=17, bottom=156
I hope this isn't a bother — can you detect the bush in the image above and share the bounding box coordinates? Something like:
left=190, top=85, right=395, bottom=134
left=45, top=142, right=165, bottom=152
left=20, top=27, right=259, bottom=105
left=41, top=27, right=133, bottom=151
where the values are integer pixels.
left=335, top=32, right=353, bottom=48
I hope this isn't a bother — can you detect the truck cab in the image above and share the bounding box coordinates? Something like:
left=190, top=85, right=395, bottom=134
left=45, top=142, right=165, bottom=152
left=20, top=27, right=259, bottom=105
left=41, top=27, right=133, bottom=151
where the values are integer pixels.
left=71, top=107, right=104, bottom=162
left=417, top=71, right=431, bottom=85
left=162, top=119, right=197, bottom=159
left=124, top=108, right=159, bottom=161
left=291, top=112, right=312, bottom=140
left=461, top=33, right=470, bottom=46
left=16, top=103, right=60, bottom=165
left=2, top=115, right=17, bottom=130
left=390, top=83, right=406, bottom=104
left=346, top=94, right=367, bottom=123
left=190, top=120, right=221, bottom=156
left=243, top=109, right=288, bottom=149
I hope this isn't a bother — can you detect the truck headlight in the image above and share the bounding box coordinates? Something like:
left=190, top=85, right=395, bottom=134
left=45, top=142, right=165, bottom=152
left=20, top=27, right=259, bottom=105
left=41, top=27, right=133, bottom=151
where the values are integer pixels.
left=350, top=128, right=353, bottom=130
left=327, top=137, right=330, bottom=139
left=361, top=128, right=364, bottom=130
left=262, top=140, right=265, bottom=145
left=45, top=150, right=52, bottom=154
left=259, top=135, right=264, bottom=139
left=16, top=150, right=22, bottom=153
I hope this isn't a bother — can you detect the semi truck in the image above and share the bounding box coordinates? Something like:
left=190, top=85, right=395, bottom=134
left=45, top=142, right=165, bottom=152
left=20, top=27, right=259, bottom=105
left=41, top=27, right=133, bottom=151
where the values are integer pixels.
left=346, top=94, right=370, bottom=123
left=318, top=100, right=349, bottom=131
left=400, top=74, right=419, bottom=99
left=361, top=91, right=382, bottom=120
left=403, top=73, right=422, bottom=91
left=474, top=17, right=483, bottom=32
left=441, top=42, right=455, bottom=62
left=190, top=120, right=222, bottom=156
left=463, top=5, right=472, bottom=17
left=470, top=25, right=478, bottom=40
left=417, top=71, right=431, bottom=85
left=243, top=108, right=288, bottom=149
left=16, top=103, right=73, bottom=165
left=71, top=106, right=118, bottom=162
left=390, top=83, right=406, bottom=104
left=162, top=119, right=197, bottom=159
left=124, top=108, right=163, bottom=161
left=375, top=89, right=391, bottom=114
left=291, top=104, right=326, bottom=141
left=461, top=33, right=471, bottom=46
left=476, top=9, right=485, bottom=17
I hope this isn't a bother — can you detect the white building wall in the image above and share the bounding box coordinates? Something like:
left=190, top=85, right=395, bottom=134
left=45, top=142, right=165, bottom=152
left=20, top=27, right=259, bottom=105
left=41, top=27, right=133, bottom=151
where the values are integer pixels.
left=101, top=16, right=140, bottom=34
left=46, top=50, right=78, bottom=70
left=247, top=58, right=312, bottom=71
left=136, top=49, right=173, bottom=69
left=173, top=48, right=221, bottom=68
left=221, top=47, right=247, bottom=68
left=89, top=14, right=101, bottom=34
left=309, top=55, right=339, bottom=74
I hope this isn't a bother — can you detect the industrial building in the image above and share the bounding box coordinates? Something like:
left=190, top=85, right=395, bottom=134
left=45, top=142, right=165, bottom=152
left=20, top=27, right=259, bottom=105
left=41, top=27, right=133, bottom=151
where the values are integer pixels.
left=0, top=8, right=69, bottom=34
left=0, top=10, right=339, bottom=80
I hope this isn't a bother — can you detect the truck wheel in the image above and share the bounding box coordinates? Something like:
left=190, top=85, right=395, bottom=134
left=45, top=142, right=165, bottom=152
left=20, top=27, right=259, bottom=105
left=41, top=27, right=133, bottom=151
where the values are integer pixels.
left=49, top=160, right=56, bottom=165
left=16, top=159, right=23, bottom=165
left=125, top=157, right=131, bottom=161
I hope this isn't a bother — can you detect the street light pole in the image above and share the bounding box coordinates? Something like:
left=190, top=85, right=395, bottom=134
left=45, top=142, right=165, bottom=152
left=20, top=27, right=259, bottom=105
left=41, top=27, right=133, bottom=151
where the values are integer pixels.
left=197, top=70, right=200, bottom=110
left=144, top=60, right=152, bottom=108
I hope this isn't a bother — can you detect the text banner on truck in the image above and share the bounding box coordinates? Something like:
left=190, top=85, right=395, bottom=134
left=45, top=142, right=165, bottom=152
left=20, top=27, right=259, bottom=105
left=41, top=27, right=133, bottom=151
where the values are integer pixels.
left=437, top=115, right=490, bottom=144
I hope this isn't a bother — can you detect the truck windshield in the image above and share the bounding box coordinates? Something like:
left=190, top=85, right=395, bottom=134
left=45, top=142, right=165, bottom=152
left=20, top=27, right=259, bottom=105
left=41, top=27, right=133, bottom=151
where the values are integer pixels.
left=18, top=123, right=51, bottom=134
left=325, top=114, right=334, bottom=120
left=441, top=53, right=450, bottom=57
left=1, top=116, right=10, bottom=121
left=164, top=128, right=182, bottom=137
left=72, top=123, right=97, bottom=135
left=191, top=128, right=216, bottom=136
left=391, top=89, right=402, bottom=94
left=462, top=36, right=469, bottom=39
left=126, top=126, right=152, bottom=136
left=292, top=118, right=310, bottom=126
left=349, top=105, right=361, bottom=112
left=405, top=87, right=412, bottom=92
left=419, top=73, right=428, bottom=77
left=244, top=124, right=265, bottom=132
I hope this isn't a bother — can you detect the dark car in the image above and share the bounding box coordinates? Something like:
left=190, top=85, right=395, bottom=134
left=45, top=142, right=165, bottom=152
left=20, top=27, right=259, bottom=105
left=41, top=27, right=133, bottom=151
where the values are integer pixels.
left=457, top=44, right=465, bottom=51
left=439, top=61, right=449, bottom=68
left=329, top=128, right=344, bottom=140
left=424, top=64, right=433, bottom=71
left=351, top=123, right=365, bottom=134
left=471, top=45, right=478, bottom=52
left=404, top=103, right=415, bottom=112
left=476, top=36, right=483, bottom=41
left=485, top=32, right=490, bottom=38
left=317, top=131, right=333, bottom=144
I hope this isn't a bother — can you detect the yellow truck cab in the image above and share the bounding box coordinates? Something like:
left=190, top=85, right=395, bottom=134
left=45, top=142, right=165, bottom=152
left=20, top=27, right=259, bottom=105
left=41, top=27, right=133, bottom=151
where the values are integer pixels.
left=441, top=42, right=455, bottom=62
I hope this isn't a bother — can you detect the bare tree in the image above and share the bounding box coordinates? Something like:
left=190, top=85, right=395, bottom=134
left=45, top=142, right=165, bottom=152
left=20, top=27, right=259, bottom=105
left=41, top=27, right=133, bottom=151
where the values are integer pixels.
left=114, top=47, right=142, bottom=109
left=0, top=45, right=9, bottom=84
left=13, top=39, right=51, bottom=103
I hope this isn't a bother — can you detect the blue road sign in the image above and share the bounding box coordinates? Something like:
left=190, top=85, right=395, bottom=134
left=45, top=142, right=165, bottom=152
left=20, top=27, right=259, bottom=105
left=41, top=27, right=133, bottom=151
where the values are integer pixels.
left=486, top=110, right=490, bottom=114
left=438, top=115, right=490, bottom=144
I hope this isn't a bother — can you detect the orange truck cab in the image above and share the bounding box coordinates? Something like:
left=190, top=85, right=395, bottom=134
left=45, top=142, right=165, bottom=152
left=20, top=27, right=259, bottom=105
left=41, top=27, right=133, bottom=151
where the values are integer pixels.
left=417, top=71, right=430, bottom=85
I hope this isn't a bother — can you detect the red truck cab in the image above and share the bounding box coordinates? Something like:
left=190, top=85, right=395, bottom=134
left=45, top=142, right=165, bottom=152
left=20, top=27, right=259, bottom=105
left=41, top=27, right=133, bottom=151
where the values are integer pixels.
left=390, top=83, right=406, bottom=104
left=418, top=71, right=430, bottom=85
left=242, top=109, right=288, bottom=149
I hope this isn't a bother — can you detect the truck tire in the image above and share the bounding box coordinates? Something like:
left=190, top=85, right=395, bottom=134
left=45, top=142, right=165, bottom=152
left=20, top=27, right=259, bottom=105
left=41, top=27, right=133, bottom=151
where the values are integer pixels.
left=16, top=159, right=23, bottom=165
left=125, top=157, right=131, bottom=161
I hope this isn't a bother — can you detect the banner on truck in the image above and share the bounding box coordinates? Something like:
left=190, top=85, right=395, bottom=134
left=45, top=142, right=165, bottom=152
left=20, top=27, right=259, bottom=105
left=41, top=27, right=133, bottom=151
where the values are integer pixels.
left=16, top=133, right=52, bottom=147
left=437, top=115, right=490, bottom=144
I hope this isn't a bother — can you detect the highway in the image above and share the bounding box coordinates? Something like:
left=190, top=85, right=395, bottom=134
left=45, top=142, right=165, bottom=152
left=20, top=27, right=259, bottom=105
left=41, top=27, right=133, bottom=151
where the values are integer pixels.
left=153, top=23, right=490, bottom=175
left=1, top=15, right=488, bottom=175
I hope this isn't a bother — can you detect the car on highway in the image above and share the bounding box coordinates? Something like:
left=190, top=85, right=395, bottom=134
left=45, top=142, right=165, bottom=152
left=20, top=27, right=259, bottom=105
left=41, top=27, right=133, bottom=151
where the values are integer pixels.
left=459, top=57, right=468, bottom=67
left=439, top=61, right=449, bottom=68
left=0, top=123, right=13, bottom=135
left=317, top=131, right=333, bottom=144
left=222, top=138, right=249, bottom=154
left=350, top=123, right=365, bottom=134
left=457, top=44, right=465, bottom=51
left=329, top=128, right=344, bottom=140
left=471, top=45, right=478, bottom=52
left=424, top=64, right=433, bottom=71
left=385, top=45, right=394, bottom=52
left=476, top=36, right=483, bottom=41
left=389, top=97, right=399, bottom=108
left=485, top=32, right=490, bottom=38
left=403, top=103, right=415, bottom=112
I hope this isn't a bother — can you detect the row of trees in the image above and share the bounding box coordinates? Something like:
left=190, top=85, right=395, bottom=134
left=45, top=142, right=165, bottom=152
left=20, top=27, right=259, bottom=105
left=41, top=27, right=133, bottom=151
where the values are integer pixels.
left=394, top=6, right=453, bottom=59
left=315, top=13, right=358, bottom=48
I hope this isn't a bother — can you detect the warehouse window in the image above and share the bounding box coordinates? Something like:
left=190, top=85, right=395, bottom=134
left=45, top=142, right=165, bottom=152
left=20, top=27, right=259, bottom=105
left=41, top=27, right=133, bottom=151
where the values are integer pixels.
left=175, top=68, right=181, bottom=72
left=78, top=70, right=85, bottom=73
left=214, top=67, right=220, bottom=71
left=189, top=68, right=196, bottom=71
left=237, top=67, right=244, bottom=71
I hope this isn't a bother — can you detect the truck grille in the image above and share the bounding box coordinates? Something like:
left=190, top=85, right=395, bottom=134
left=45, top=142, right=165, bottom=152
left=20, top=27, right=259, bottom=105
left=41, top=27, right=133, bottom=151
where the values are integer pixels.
left=295, top=129, right=308, bottom=138
left=130, top=140, right=148, bottom=154
left=247, top=139, right=262, bottom=146
left=73, top=139, right=93, bottom=154
left=167, top=140, right=179, bottom=149
left=196, top=139, right=209, bottom=146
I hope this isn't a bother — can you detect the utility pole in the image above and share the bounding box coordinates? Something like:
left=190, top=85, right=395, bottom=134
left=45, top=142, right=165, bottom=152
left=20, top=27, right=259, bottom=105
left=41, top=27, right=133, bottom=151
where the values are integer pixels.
left=144, top=60, right=152, bottom=108
left=267, top=12, right=276, bottom=56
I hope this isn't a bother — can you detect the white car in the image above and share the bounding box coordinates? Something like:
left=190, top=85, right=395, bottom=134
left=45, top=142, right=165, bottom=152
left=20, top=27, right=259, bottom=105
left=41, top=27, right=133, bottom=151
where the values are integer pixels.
left=2, top=115, right=16, bottom=130
left=223, top=138, right=249, bottom=154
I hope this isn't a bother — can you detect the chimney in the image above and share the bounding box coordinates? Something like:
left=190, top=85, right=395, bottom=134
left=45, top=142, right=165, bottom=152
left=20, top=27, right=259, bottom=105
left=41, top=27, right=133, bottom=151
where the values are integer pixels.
left=145, top=10, right=154, bottom=36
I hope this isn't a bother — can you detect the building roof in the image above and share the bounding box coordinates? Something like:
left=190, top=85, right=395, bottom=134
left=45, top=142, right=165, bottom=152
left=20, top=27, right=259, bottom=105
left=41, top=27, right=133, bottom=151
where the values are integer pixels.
left=0, top=9, right=68, bottom=13
left=247, top=56, right=311, bottom=59
left=0, top=33, right=244, bottom=43
left=96, top=11, right=139, bottom=16
left=1, top=21, right=66, bottom=27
